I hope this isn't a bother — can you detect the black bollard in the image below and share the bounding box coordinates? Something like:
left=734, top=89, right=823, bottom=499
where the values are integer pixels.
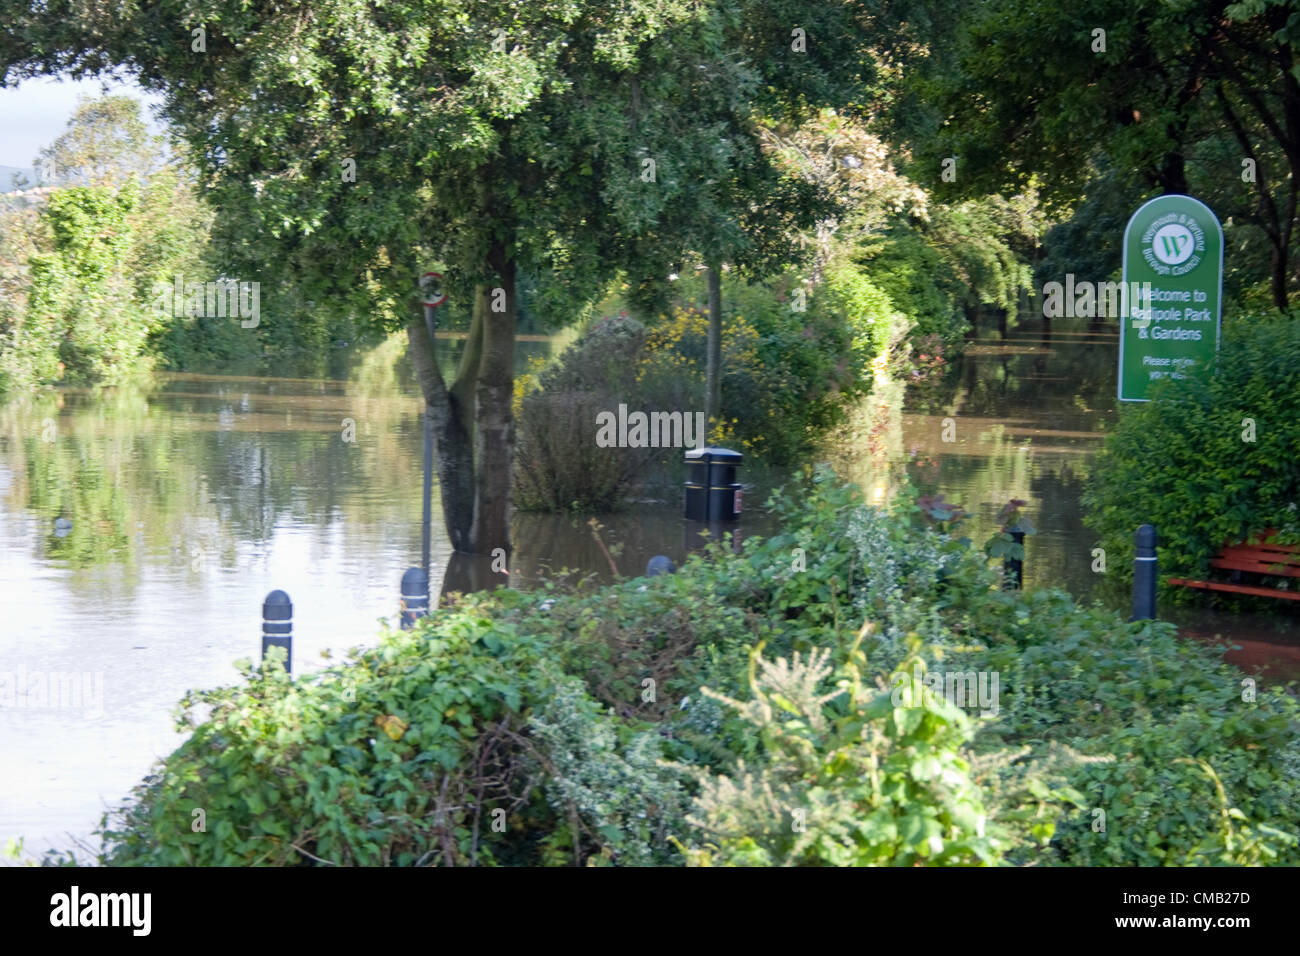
left=1131, top=524, right=1158, bottom=622
left=1003, top=530, right=1025, bottom=590
left=261, top=589, right=292, bottom=673
left=400, top=566, right=430, bottom=630
left=646, top=555, right=676, bottom=577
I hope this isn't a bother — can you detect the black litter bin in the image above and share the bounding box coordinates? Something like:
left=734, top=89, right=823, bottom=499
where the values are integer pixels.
left=684, top=446, right=742, bottom=522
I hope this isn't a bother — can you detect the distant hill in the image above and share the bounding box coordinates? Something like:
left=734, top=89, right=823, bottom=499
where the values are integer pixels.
left=0, top=166, right=39, bottom=193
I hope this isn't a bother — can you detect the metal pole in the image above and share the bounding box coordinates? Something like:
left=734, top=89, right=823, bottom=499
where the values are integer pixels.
left=261, top=589, right=292, bottom=673
left=422, top=402, right=433, bottom=577
left=421, top=302, right=438, bottom=577
left=1131, top=524, right=1158, bottom=621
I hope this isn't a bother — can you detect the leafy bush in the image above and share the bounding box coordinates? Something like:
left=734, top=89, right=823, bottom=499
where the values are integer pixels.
left=820, top=261, right=908, bottom=362
left=965, top=586, right=1300, bottom=865
left=682, top=470, right=1300, bottom=866
left=1083, top=310, right=1300, bottom=597
left=93, top=596, right=689, bottom=867
left=15, top=185, right=152, bottom=387
left=680, top=640, right=1009, bottom=866
left=512, top=313, right=663, bottom=512
left=635, top=275, right=872, bottom=463
left=851, top=195, right=1040, bottom=352
left=0, top=172, right=225, bottom=393
left=66, top=468, right=1300, bottom=867
left=514, top=270, right=877, bottom=511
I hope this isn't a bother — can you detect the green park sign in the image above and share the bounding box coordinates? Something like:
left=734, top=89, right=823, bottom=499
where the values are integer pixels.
left=1118, top=194, right=1223, bottom=402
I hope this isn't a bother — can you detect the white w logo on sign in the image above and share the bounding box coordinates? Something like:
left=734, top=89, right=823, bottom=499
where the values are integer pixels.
left=1152, top=224, right=1195, bottom=265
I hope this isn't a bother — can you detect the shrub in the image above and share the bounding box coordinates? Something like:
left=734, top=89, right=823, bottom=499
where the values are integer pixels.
left=686, top=469, right=1300, bottom=866
left=636, top=275, right=872, bottom=463
left=513, top=313, right=661, bottom=512
left=512, top=269, right=879, bottom=513
left=1083, top=310, right=1300, bottom=597
left=680, top=640, right=1009, bottom=866
left=820, top=261, right=909, bottom=362
left=67, top=469, right=1300, bottom=867
left=19, top=185, right=152, bottom=387
left=91, top=595, right=690, bottom=867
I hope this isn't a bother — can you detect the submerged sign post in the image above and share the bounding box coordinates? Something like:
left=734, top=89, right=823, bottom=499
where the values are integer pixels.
left=1119, top=195, right=1223, bottom=402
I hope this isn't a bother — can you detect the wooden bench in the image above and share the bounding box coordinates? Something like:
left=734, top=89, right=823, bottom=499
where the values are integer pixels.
left=1168, top=530, right=1300, bottom=601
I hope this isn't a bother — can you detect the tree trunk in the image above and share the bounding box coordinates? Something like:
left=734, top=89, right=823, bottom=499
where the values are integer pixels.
left=1215, top=84, right=1292, bottom=310
left=1277, top=174, right=1298, bottom=311
left=470, top=243, right=517, bottom=557
left=404, top=243, right=516, bottom=558
left=1155, top=128, right=1189, bottom=195
left=705, top=263, right=722, bottom=440
left=406, top=313, right=476, bottom=553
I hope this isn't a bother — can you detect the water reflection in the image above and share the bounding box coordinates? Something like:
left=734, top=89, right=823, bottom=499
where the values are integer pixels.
left=0, top=338, right=782, bottom=857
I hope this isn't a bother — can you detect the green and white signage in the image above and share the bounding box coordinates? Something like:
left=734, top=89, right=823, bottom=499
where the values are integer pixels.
left=1118, top=194, right=1223, bottom=402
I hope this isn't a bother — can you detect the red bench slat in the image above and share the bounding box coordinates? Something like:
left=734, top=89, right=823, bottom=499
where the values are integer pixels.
left=1167, top=577, right=1300, bottom=600
left=1169, top=531, right=1300, bottom=599
left=1209, top=556, right=1300, bottom=577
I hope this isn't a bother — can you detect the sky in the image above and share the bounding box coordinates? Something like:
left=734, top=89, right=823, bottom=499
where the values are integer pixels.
left=0, top=75, right=166, bottom=170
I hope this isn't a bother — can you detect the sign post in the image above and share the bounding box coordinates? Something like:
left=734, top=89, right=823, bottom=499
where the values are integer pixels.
left=1118, top=195, right=1223, bottom=402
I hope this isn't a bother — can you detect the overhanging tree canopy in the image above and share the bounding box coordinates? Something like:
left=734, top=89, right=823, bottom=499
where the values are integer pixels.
left=2, top=0, right=881, bottom=554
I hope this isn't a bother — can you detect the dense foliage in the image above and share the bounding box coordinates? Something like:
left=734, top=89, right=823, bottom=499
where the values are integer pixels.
left=513, top=267, right=879, bottom=512
left=908, top=0, right=1300, bottom=310
left=637, top=274, right=874, bottom=462
left=64, top=470, right=1300, bottom=867
left=0, top=96, right=371, bottom=392
left=1, top=175, right=182, bottom=389
left=1084, top=310, right=1300, bottom=597
left=513, top=313, right=656, bottom=512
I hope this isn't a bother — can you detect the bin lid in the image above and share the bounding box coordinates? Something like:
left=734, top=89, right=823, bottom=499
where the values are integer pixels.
left=684, top=446, right=742, bottom=463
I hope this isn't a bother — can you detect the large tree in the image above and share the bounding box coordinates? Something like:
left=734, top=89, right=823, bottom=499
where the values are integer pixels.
left=35, top=93, right=159, bottom=187
left=2, top=0, right=873, bottom=555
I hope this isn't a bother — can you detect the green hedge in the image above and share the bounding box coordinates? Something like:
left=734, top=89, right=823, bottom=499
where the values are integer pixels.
left=57, top=470, right=1300, bottom=867
left=1083, top=311, right=1300, bottom=597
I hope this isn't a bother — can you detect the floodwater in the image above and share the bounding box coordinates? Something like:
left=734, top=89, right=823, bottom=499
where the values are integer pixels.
left=833, top=313, right=1300, bottom=680
left=2, top=317, right=1297, bottom=860
left=0, top=336, right=774, bottom=860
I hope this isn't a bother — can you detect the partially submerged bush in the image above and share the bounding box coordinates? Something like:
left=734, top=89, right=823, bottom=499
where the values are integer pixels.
left=514, top=270, right=880, bottom=514
left=638, top=275, right=874, bottom=463
left=513, top=314, right=659, bottom=512
left=1084, top=310, right=1300, bottom=598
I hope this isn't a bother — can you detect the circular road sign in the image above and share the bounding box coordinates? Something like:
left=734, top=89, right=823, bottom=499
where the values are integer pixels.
left=419, top=272, right=448, bottom=308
